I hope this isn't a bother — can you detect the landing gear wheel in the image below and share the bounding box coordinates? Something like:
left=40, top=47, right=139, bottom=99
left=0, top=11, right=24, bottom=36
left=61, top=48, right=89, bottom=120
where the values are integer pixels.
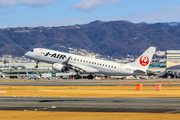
left=87, top=74, right=93, bottom=79
left=74, top=75, right=80, bottom=79
left=74, top=70, right=81, bottom=79
left=35, top=61, right=39, bottom=68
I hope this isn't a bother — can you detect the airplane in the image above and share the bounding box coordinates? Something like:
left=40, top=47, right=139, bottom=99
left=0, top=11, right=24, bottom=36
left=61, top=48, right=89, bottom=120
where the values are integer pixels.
left=26, top=70, right=40, bottom=80
left=0, top=72, right=5, bottom=78
left=24, top=46, right=156, bottom=79
left=155, top=65, right=180, bottom=78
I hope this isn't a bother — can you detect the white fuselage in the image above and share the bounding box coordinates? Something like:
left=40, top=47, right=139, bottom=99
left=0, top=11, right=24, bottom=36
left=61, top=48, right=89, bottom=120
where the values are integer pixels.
left=25, top=48, right=145, bottom=76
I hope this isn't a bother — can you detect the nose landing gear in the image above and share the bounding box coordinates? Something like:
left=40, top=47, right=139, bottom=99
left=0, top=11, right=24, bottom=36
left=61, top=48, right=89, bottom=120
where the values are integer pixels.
left=35, top=61, right=39, bottom=68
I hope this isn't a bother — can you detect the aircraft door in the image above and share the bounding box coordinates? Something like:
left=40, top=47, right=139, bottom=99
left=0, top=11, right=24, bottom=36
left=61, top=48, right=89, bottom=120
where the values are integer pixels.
left=37, top=49, right=43, bottom=58
left=117, top=64, right=123, bottom=73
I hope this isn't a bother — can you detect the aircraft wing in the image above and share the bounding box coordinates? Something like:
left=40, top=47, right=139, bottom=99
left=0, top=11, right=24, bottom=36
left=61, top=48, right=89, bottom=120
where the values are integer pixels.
left=68, top=63, right=99, bottom=73
left=62, top=56, right=99, bottom=73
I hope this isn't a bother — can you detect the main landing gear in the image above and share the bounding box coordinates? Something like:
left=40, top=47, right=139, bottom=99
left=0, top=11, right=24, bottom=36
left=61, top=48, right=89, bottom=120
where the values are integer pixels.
left=87, top=74, right=93, bottom=79
left=74, top=75, right=81, bottom=79
left=35, top=61, right=39, bottom=68
left=74, top=70, right=81, bottom=79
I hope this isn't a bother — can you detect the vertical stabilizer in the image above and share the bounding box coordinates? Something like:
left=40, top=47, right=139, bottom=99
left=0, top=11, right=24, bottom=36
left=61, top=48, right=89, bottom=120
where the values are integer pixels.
left=130, top=47, right=156, bottom=72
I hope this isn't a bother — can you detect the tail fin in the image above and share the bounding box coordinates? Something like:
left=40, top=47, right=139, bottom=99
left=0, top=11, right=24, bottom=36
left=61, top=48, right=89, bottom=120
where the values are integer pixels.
left=130, top=47, right=156, bottom=72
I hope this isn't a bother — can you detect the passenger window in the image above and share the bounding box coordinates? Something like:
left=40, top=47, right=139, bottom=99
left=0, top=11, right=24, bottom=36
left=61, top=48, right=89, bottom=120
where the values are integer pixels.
left=74, top=59, right=76, bottom=60
left=108, top=65, right=110, bottom=67
left=89, top=62, right=91, bottom=63
left=97, top=63, right=99, bottom=65
left=105, top=65, right=107, bottom=67
left=92, top=62, right=93, bottom=64
left=100, top=64, right=101, bottom=65
left=102, top=64, right=104, bottom=66
left=71, top=58, right=73, bottom=60
left=86, top=61, right=88, bottom=63
left=31, top=50, right=34, bottom=52
left=80, top=60, right=82, bottom=62
left=114, top=67, right=116, bottom=68
left=77, top=59, right=79, bottom=61
left=94, top=63, right=96, bottom=64
left=83, top=60, right=85, bottom=62
left=111, top=66, right=113, bottom=68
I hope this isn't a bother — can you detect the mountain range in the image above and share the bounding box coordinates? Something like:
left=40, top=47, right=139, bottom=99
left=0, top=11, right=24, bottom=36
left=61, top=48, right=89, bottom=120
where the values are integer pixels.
left=1, top=20, right=180, bottom=58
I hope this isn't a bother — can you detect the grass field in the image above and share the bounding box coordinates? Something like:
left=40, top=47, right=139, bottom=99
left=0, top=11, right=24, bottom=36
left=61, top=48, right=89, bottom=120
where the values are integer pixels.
left=0, top=111, right=180, bottom=120
left=0, top=86, right=180, bottom=97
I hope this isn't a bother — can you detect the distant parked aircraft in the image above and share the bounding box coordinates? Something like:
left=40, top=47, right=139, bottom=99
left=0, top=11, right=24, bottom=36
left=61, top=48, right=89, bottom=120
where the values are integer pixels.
left=0, top=72, right=5, bottom=78
left=155, top=65, right=180, bottom=78
left=26, top=70, right=40, bottom=80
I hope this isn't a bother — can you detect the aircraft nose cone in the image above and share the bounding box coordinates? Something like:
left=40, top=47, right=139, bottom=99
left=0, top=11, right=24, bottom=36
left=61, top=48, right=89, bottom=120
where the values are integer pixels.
left=24, top=52, right=30, bottom=58
left=24, top=52, right=28, bottom=57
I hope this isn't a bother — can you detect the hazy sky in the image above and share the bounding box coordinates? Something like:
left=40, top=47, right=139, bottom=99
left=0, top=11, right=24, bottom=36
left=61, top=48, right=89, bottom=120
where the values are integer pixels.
left=0, top=0, right=180, bottom=28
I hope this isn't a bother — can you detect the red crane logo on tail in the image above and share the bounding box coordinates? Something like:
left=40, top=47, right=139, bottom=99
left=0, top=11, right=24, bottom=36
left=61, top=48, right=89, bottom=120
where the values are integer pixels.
left=139, top=55, right=149, bottom=66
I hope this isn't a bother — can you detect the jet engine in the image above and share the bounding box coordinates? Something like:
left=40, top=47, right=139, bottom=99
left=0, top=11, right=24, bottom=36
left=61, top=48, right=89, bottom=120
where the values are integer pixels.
left=52, top=63, right=67, bottom=72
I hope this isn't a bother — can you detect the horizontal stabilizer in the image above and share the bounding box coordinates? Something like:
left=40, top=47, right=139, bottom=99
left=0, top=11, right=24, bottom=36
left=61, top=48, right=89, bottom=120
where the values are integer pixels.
left=134, top=69, right=146, bottom=74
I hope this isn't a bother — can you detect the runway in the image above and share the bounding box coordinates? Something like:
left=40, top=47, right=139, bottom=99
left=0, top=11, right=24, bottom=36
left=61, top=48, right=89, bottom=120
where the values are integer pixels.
left=1, top=78, right=180, bottom=86
left=0, top=97, right=180, bottom=113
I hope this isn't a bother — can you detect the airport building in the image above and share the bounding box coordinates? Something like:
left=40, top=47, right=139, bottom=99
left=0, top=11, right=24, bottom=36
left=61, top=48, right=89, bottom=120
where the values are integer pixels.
left=166, top=50, right=180, bottom=68
left=0, top=63, right=55, bottom=78
left=0, top=62, right=78, bottom=78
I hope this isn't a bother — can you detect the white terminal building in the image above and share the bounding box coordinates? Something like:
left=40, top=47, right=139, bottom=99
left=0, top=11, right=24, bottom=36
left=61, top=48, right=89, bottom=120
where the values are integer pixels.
left=0, top=62, right=77, bottom=78
left=166, top=50, right=180, bottom=68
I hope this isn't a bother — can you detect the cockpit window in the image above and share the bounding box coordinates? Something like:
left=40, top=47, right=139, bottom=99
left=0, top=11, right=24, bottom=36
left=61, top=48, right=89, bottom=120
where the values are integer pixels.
left=31, top=50, right=34, bottom=52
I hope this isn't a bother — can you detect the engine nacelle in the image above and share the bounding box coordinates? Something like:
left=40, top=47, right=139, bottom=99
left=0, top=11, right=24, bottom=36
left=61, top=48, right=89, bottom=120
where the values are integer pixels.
left=52, top=63, right=65, bottom=72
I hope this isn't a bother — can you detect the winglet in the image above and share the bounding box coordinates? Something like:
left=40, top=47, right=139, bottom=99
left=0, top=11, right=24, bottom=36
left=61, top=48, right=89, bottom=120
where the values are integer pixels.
left=62, top=56, right=71, bottom=65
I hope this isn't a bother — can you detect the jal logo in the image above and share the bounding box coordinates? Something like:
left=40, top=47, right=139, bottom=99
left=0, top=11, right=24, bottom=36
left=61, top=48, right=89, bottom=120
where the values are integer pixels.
left=139, top=55, right=149, bottom=66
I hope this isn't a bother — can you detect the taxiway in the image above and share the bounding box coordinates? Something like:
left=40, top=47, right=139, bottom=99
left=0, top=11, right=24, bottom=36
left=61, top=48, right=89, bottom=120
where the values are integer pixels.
left=0, top=97, right=180, bottom=113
